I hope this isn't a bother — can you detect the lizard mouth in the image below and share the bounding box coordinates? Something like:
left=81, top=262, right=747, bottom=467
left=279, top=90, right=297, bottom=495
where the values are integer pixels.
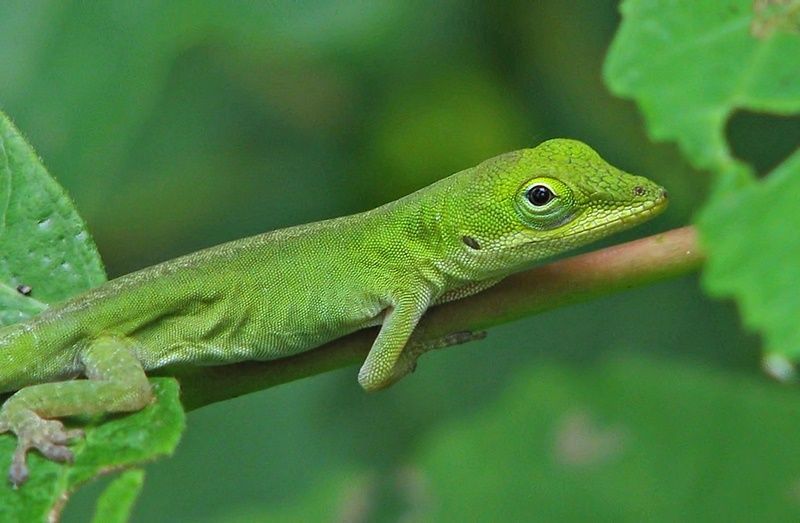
left=569, top=189, right=668, bottom=238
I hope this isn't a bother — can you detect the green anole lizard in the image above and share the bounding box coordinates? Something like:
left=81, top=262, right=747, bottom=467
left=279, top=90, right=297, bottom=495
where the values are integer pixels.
left=0, top=139, right=667, bottom=486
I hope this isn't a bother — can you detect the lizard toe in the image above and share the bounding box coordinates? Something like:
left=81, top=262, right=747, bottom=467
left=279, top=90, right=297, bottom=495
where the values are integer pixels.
left=9, top=445, right=30, bottom=488
left=45, top=421, right=84, bottom=445
left=40, top=419, right=83, bottom=445
left=26, top=420, right=80, bottom=461
left=37, top=442, right=74, bottom=463
left=63, top=428, right=85, bottom=442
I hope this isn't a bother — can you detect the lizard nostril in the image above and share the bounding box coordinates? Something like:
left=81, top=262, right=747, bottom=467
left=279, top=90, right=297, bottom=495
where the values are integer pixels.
left=633, top=186, right=646, bottom=196
left=661, top=189, right=669, bottom=199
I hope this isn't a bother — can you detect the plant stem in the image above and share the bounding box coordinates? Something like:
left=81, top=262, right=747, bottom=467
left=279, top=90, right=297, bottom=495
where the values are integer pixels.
left=169, top=225, right=704, bottom=410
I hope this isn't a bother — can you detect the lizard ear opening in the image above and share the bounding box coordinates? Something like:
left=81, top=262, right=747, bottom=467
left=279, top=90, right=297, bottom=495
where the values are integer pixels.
left=461, top=235, right=481, bottom=250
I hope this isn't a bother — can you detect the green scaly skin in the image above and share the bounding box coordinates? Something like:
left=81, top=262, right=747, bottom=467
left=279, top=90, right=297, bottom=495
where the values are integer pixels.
left=0, top=139, right=667, bottom=486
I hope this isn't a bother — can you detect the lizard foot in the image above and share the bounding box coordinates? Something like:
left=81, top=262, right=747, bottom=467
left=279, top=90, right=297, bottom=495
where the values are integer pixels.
left=4, top=414, right=83, bottom=487
left=387, top=330, right=488, bottom=387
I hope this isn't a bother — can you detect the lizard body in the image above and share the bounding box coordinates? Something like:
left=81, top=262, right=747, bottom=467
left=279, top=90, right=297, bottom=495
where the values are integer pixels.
left=0, top=139, right=667, bottom=485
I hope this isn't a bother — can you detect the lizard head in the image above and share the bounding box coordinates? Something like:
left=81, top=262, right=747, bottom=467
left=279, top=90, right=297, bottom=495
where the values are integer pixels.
left=449, top=138, right=668, bottom=277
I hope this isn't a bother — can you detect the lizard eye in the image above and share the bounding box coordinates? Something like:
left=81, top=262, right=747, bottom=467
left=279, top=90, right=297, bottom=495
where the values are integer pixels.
left=526, top=185, right=554, bottom=206
left=515, top=177, right=575, bottom=230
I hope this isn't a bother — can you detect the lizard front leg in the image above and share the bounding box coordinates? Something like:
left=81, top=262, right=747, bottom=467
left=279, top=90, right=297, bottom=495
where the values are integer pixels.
left=357, top=281, right=499, bottom=391
left=373, top=278, right=501, bottom=384
left=357, top=293, right=431, bottom=392
left=0, top=335, right=153, bottom=486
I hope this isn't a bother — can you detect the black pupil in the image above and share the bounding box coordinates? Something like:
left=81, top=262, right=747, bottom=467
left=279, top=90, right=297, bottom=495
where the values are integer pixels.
left=527, top=185, right=553, bottom=206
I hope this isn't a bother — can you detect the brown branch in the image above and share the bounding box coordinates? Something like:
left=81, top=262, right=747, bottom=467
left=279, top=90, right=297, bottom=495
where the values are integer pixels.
left=166, top=226, right=704, bottom=411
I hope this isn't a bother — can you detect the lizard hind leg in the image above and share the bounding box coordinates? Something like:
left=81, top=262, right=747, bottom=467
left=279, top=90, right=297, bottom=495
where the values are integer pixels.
left=0, top=335, right=153, bottom=487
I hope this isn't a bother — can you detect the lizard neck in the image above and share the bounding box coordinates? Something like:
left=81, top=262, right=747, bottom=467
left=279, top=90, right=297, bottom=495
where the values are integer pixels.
left=372, top=170, right=486, bottom=295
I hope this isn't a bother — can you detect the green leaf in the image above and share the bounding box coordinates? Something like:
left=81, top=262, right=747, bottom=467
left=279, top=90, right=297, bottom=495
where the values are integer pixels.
left=604, top=0, right=800, bottom=366
left=700, top=151, right=800, bottom=364
left=416, top=355, right=800, bottom=521
left=0, top=111, right=105, bottom=325
left=604, top=0, right=800, bottom=173
left=0, top=112, right=186, bottom=518
left=90, top=469, right=145, bottom=523
left=0, top=378, right=184, bottom=522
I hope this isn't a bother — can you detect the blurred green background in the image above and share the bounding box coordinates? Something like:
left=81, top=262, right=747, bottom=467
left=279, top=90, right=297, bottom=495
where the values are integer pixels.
left=1, top=1, right=795, bottom=521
